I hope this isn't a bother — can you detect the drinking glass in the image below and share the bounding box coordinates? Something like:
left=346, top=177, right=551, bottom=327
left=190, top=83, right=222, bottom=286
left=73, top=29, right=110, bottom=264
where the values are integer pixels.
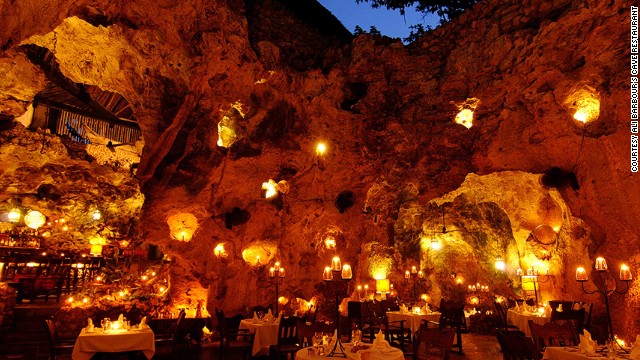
left=352, top=330, right=362, bottom=346
left=257, top=311, right=264, bottom=320
left=313, top=332, right=323, bottom=347
left=100, top=319, right=106, bottom=333
left=606, top=340, right=616, bottom=359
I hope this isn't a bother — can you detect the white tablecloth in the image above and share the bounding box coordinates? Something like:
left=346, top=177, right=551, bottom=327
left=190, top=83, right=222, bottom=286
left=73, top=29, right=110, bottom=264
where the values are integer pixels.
left=542, top=346, right=624, bottom=359
left=506, top=309, right=550, bottom=337
left=295, top=345, right=404, bottom=360
left=72, top=328, right=155, bottom=360
left=385, top=312, right=441, bottom=334
left=240, top=319, right=279, bottom=356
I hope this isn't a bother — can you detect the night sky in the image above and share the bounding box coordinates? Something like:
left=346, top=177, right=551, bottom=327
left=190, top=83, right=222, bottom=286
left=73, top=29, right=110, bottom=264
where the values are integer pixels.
left=317, top=0, right=440, bottom=40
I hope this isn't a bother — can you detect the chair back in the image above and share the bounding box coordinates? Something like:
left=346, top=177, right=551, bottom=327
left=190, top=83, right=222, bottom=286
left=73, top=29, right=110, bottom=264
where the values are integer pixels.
left=305, top=305, right=318, bottom=323
left=528, top=320, right=576, bottom=354
left=277, top=316, right=299, bottom=346
left=380, top=299, right=400, bottom=312
left=412, top=324, right=455, bottom=360
left=571, top=302, right=593, bottom=331
left=550, top=308, right=585, bottom=334
left=172, top=309, right=189, bottom=343
left=251, top=305, right=272, bottom=318
left=548, top=300, right=573, bottom=312
left=495, top=330, right=539, bottom=360
left=493, top=301, right=509, bottom=330
left=438, top=300, right=464, bottom=330
left=365, top=300, right=388, bottom=324
left=43, top=318, right=58, bottom=359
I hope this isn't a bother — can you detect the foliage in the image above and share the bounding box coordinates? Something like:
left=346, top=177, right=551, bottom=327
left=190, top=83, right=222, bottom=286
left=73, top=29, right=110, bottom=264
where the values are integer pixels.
left=403, top=23, right=429, bottom=43
left=354, top=25, right=383, bottom=36
left=355, top=0, right=480, bottom=24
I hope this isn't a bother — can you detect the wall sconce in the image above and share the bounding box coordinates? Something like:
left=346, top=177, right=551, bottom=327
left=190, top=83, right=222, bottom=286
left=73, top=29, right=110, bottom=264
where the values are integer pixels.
left=214, top=243, right=228, bottom=258
left=261, top=179, right=289, bottom=199
left=495, top=257, right=506, bottom=271
left=316, top=142, right=327, bottom=156
left=7, top=208, right=21, bottom=223
left=24, top=210, right=46, bottom=229
left=92, top=209, right=102, bottom=221
left=453, top=97, right=480, bottom=129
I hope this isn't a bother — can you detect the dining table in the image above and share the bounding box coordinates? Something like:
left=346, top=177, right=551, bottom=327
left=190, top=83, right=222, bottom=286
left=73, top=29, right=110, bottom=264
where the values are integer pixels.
left=385, top=311, right=441, bottom=334
left=72, top=327, right=155, bottom=360
left=239, top=318, right=280, bottom=356
left=295, top=344, right=404, bottom=360
left=506, top=309, right=550, bottom=337
left=542, top=346, right=629, bottom=359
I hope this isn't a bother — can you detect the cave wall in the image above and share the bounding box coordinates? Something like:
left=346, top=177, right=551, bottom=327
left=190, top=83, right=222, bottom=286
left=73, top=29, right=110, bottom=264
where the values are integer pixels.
left=0, top=0, right=637, bottom=337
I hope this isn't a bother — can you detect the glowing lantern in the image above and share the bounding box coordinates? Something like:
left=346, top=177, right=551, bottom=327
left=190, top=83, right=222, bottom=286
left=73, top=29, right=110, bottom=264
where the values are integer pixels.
left=376, top=279, right=390, bottom=293
left=316, top=142, right=327, bottom=156
left=214, top=243, right=227, bottom=258
left=261, top=180, right=278, bottom=199
left=431, top=239, right=442, bottom=250
left=7, top=208, right=21, bottom=223
left=90, top=245, right=103, bottom=255
left=453, top=98, right=480, bottom=129
left=324, top=236, right=337, bottom=249
left=24, top=211, right=46, bottom=229
left=92, top=210, right=101, bottom=221
left=495, top=257, right=506, bottom=271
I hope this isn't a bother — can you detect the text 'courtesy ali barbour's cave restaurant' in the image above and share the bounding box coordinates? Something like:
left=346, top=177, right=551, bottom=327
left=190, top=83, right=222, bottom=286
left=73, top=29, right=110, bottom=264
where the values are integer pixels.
left=0, top=0, right=638, bottom=359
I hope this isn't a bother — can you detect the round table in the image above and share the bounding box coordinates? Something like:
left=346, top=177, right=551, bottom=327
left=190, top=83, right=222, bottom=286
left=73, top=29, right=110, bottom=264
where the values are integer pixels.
left=506, top=309, right=550, bottom=337
left=386, top=311, right=441, bottom=334
left=295, top=344, right=404, bottom=360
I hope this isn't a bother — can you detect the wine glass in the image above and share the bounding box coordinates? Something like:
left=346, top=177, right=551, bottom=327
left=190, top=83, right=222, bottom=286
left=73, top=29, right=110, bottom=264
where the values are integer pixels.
left=351, top=329, right=362, bottom=346
left=606, top=340, right=617, bottom=359
left=256, top=310, right=264, bottom=320
left=100, top=319, right=106, bottom=333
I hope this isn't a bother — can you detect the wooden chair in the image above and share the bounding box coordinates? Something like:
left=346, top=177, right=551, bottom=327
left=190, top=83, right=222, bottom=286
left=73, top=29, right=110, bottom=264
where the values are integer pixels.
left=412, top=324, right=456, bottom=360
left=550, top=308, right=585, bottom=335
left=528, top=320, right=577, bottom=356
left=547, top=300, right=574, bottom=312
left=43, top=318, right=74, bottom=360
left=269, top=316, right=299, bottom=360
left=365, top=300, right=409, bottom=351
left=304, top=305, right=318, bottom=323
left=493, top=301, right=519, bottom=332
left=430, top=300, right=465, bottom=354
left=347, top=301, right=370, bottom=341
left=215, top=308, right=253, bottom=360
left=571, top=302, right=593, bottom=332
left=495, top=330, right=540, bottom=360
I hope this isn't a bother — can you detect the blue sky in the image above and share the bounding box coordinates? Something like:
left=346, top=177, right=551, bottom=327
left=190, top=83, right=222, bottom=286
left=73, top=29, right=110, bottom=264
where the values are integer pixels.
left=317, top=0, right=440, bottom=40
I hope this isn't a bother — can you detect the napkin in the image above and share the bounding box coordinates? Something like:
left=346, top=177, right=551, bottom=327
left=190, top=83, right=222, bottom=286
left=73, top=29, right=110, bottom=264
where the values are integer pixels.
left=573, top=303, right=580, bottom=310
left=275, top=311, right=283, bottom=324
left=118, top=314, right=124, bottom=323
left=203, top=326, right=212, bottom=335
left=514, top=302, right=521, bottom=312
left=556, top=304, right=563, bottom=312
left=252, top=312, right=259, bottom=321
left=422, top=305, right=430, bottom=314
left=263, top=309, right=274, bottom=323
left=629, top=335, right=640, bottom=359
left=138, top=316, right=147, bottom=330
left=372, top=330, right=391, bottom=349
left=399, top=304, right=408, bottom=313
left=86, top=318, right=94, bottom=332
left=578, top=330, right=598, bottom=356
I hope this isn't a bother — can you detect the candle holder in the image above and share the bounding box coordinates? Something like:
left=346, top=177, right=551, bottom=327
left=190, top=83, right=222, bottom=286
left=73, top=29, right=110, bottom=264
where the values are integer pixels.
left=269, top=262, right=286, bottom=314
left=323, top=259, right=352, bottom=358
left=576, top=258, right=632, bottom=340
left=517, top=267, right=550, bottom=307
left=404, top=267, right=426, bottom=302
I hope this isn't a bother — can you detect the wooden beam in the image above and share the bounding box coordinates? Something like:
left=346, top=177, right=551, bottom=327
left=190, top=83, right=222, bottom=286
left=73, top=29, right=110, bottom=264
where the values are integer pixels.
left=21, top=45, right=139, bottom=131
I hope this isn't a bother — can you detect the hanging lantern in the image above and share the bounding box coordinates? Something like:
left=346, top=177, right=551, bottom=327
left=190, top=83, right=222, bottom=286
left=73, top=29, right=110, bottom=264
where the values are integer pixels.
left=7, top=208, right=21, bottom=223
left=24, top=211, right=46, bottom=229
left=495, top=257, right=506, bottom=271
left=92, top=210, right=102, bottom=221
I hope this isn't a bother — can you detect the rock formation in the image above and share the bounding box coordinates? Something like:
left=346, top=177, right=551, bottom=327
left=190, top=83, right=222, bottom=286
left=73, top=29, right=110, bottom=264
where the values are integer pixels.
left=0, top=0, right=636, bottom=338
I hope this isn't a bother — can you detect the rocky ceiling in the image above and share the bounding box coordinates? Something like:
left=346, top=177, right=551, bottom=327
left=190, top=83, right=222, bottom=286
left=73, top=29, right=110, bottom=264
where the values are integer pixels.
left=0, top=0, right=637, bottom=337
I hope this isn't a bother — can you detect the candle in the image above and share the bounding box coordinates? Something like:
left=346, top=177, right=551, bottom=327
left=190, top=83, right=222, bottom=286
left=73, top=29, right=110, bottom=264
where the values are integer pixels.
left=357, top=285, right=362, bottom=292
left=279, top=268, right=285, bottom=277
left=576, top=267, right=588, bottom=281
left=418, top=270, right=424, bottom=279
left=620, top=264, right=632, bottom=281
left=516, top=268, right=523, bottom=276
left=269, top=267, right=276, bottom=277
left=331, top=256, right=341, bottom=271
left=405, top=270, right=410, bottom=279
left=411, top=266, right=417, bottom=274
left=527, top=268, right=533, bottom=276
left=274, top=262, right=281, bottom=271
left=256, top=256, right=261, bottom=265
left=323, top=266, right=333, bottom=281
left=341, top=264, right=352, bottom=279
left=595, top=257, right=607, bottom=271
